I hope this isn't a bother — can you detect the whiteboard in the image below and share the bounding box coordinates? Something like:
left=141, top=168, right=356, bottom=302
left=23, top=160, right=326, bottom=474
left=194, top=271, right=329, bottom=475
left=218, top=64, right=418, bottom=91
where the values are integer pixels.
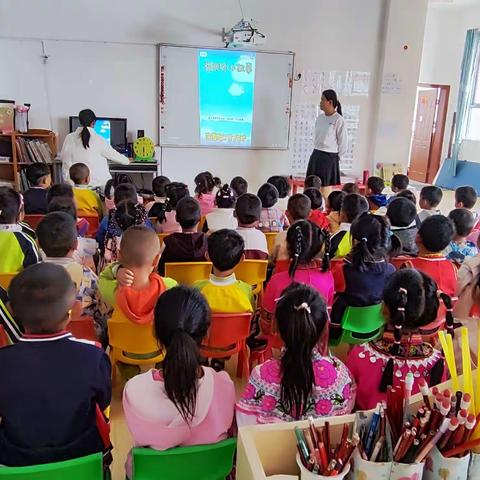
left=159, top=44, right=294, bottom=149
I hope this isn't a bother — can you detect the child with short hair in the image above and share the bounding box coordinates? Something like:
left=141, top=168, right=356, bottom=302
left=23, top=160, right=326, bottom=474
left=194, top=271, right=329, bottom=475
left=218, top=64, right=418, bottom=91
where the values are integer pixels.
left=418, top=186, right=443, bottom=223
left=0, top=263, right=111, bottom=466
left=194, top=171, right=221, bottom=216
left=145, top=175, right=170, bottom=214
left=257, top=183, right=289, bottom=232
left=205, top=184, right=237, bottom=232
left=326, top=190, right=346, bottom=234
left=237, top=283, right=355, bottom=425
left=330, top=193, right=369, bottom=258
left=304, top=174, right=322, bottom=190
left=157, top=197, right=208, bottom=275
left=366, top=176, right=387, bottom=210
left=230, top=176, right=248, bottom=198
left=445, top=208, right=479, bottom=264
left=23, top=163, right=51, bottom=214
left=455, top=186, right=479, bottom=228
left=346, top=269, right=449, bottom=410
left=387, top=197, right=419, bottom=255
left=261, top=220, right=333, bottom=335
left=391, top=174, right=409, bottom=193
left=151, top=182, right=189, bottom=234
left=341, top=182, right=359, bottom=194
left=0, top=187, right=39, bottom=273
left=235, top=194, right=268, bottom=260
left=304, top=187, right=329, bottom=230
left=267, top=175, right=291, bottom=212
left=69, top=163, right=103, bottom=218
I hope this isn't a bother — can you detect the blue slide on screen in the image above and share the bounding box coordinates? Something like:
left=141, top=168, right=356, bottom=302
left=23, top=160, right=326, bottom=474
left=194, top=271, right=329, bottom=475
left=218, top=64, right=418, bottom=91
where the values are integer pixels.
left=94, top=120, right=111, bottom=145
left=198, top=49, right=256, bottom=147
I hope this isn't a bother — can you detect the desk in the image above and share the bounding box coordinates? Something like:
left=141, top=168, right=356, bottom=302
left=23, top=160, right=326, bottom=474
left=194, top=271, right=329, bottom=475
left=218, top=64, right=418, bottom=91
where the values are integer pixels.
left=109, top=161, right=158, bottom=190
left=288, top=171, right=369, bottom=195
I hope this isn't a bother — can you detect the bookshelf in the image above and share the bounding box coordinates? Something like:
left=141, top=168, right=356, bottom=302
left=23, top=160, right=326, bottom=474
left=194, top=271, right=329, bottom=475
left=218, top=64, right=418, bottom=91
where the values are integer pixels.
left=0, top=129, right=58, bottom=190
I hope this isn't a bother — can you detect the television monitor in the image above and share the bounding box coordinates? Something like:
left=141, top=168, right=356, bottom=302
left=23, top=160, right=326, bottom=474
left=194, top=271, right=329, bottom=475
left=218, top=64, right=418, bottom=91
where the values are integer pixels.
left=69, top=116, right=127, bottom=153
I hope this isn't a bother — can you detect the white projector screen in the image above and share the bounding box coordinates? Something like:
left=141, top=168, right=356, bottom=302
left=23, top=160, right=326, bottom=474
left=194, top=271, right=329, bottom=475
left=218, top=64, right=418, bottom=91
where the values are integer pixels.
left=159, top=44, right=294, bottom=149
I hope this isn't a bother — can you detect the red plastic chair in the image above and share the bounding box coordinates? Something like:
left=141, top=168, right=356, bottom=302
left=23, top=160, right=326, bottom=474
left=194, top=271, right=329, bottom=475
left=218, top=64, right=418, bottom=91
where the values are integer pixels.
left=200, top=312, right=252, bottom=379
left=78, top=214, right=100, bottom=238
left=331, top=258, right=346, bottom=293
left=0, top=325, right=9, bottom=347
left=67, top=316, right=97, bottom=341
left=23, top=214, right=44, bottom=230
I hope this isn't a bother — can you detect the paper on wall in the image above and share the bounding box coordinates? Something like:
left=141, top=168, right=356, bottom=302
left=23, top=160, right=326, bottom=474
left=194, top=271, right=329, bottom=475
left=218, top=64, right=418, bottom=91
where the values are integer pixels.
left=290, top=102, right=318, bottom=175
left=382, top=73, right=402, bottom=95
left=351, top=71, right=370, bottom=96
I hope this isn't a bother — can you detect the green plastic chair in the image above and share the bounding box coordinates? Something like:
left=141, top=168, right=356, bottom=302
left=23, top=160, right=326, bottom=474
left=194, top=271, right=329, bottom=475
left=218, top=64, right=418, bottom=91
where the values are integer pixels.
left=332, top=303, right=385, bottom=346
left=0, top=452, right=103, bottom=479
left=132, top=438, right=236, bottom=480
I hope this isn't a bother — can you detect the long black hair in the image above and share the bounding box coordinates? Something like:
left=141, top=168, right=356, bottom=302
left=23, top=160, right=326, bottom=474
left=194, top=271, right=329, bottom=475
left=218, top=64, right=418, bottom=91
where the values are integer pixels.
left=349, top=213, right=390, bottom=272
left=286, top=220, right=330, bottom=277
left=276, top=283, right=329, bottom=420
left=78, top=109, right=96, bottom=149
left=154, top=286, right=210, bottom=423
left=194, top=171, right=221, bottom=197
left=379, top=269, right=453, bottom=392
left=322, top=89, right=342, bottom=116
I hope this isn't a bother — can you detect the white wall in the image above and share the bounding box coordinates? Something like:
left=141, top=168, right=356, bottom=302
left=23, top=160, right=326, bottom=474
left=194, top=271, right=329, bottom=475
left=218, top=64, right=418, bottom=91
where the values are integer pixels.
left=419, top=1, right=480, bottom=163
left=0, top=0, right=428, bottom=191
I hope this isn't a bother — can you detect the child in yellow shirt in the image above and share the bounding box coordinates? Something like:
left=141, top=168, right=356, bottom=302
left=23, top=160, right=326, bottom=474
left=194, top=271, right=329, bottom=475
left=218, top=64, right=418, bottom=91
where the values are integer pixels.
left=70, top=163, right=104, bottom=218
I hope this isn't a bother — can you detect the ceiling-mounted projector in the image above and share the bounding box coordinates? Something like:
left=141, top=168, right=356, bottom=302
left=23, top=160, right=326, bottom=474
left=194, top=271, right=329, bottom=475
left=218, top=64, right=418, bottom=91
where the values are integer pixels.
left=222, top=18, right=266, bottom=48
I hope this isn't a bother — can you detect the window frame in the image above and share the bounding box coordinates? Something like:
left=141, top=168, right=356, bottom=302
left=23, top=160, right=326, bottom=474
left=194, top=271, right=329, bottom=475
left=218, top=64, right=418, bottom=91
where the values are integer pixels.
left=466, top=52, right=480, bottom=140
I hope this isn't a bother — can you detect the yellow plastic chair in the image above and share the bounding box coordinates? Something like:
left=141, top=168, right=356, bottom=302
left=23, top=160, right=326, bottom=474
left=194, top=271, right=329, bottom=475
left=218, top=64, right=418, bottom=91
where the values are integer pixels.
left=0, top=273, right=15, bottom=290
left=164, top=262, right=212, bottom=286
left=264, top=232, right=279, bottom=257
left=108, top=310, right=165, bottom=383
left=157, top=233, right=170, bottom=247
left=234, top=260, right=268, bottom=296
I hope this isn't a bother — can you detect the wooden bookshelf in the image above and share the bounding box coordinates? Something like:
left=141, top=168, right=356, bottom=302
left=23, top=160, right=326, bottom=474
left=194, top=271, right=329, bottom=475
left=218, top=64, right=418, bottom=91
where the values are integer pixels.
left=0, top=129, right=58, bottom=190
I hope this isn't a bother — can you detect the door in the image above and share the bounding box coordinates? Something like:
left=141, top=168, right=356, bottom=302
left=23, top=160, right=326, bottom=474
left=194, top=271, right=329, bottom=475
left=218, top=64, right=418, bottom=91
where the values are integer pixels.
left=409, top=88, right=437, bottom=183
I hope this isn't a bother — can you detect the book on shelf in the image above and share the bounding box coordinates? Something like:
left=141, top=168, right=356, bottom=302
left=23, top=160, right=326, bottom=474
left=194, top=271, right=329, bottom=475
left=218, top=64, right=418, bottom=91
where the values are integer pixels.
left=15, top=137, right=53, bottom=164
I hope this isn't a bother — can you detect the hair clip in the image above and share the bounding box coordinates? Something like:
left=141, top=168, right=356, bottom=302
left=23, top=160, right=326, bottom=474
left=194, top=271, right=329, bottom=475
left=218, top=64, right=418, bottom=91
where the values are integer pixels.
left=294, top=302, right=311, bottom=314
left=397, top=307, right=406, bottom=312
left=398, top=287, right=408, bottom=294
left=394, top=324, right=403, bottom=329
left=446, top=309, right=453, bottom=312
left=361, top=237, right=368, bottom=242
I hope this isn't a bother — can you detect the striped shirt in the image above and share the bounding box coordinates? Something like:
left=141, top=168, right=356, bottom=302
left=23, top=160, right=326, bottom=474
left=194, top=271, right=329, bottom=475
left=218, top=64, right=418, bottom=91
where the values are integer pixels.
left=0, top=224, right=39, bottom=273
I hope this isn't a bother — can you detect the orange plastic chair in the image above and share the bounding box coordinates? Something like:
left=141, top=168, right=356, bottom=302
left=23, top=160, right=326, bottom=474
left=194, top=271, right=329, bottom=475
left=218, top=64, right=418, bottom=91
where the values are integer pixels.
left=78, top=214, right=100, bottom=238
left=108, top=311, right=165, bottom=383
left=23, top=214, right=44, bottom=230
left=157, top=233, right=170, bottom=247
left=234, top=260, right=268, bottom=296
left=0, top=273, right=15, bottom=290
left=200, top=312, right=252, bottom=378
left=264, top=232, right=278, bottom=257
left=67, top=316, right=97, bottom=342
left=164, top=262, right=212, bottom=286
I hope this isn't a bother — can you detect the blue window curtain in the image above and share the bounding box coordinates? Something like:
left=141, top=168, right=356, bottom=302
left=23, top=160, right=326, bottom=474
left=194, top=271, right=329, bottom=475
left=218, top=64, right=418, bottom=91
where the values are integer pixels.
left=451, top=29, right=480, bottom=175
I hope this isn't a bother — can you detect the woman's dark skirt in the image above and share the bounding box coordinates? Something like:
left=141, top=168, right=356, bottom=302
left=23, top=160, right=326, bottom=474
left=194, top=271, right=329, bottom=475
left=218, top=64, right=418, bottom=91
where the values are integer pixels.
left=306, top=149, right=340, bottom=186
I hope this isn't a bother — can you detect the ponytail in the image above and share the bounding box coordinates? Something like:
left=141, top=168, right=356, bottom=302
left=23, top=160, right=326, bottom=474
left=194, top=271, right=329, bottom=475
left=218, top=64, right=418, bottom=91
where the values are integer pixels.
left=289, top=224, right=303, bottom=278
left=336, top=100, right=343, bottom=116
left=114, top=200, right=148, bottom=231
left=78, top=109, right=96, bottom=149
left=379, top=287, right=407, bottom=392
left=321, top=229, right=330, bottom=273
left=81, top=127, right=91, bottom=149
left=438, top=291, right=455, bottom=338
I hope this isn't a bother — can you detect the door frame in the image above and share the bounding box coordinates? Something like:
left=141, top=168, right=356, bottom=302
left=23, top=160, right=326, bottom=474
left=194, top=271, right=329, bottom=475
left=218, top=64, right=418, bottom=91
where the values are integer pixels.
left=416, top=83, right=450, bottom=184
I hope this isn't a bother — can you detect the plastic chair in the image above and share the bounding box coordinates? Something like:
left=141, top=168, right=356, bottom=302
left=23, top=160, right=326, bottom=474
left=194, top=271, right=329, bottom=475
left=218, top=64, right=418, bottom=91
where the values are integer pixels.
left=0, top=452, right=103, bottom=479
left=330, top=258, right=346, bottom=293
left=234, top=260, right=268, bottom=296
left=264, top=232, right=278, bottom=257
left=164, top=262, right=212, bottom=286
left=200, top=312, right=252, bottom=378
left=157, top=233, right=170, bottom=247
left=67, top=316, right=97, bottom=342
left=108, top=311, right=165, bottom=383
left=0, top=273, right=15, bottom=290
left=330, top=303, right=385, bottom=346
left=23, top=214, right=44, bottom=230
left=132, top=438, right=236, bottom=480
left=78, top=214, right=100, bottom=238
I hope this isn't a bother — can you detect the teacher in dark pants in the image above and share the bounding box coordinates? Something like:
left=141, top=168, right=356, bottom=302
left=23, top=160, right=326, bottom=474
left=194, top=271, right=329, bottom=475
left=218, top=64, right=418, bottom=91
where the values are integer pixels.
left=306, top=89, right=347, bottom=197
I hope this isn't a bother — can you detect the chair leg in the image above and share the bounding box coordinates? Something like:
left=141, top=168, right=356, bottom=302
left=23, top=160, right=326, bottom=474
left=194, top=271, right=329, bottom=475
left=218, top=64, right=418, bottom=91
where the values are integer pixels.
left=237, top=345, right=250, bottom=379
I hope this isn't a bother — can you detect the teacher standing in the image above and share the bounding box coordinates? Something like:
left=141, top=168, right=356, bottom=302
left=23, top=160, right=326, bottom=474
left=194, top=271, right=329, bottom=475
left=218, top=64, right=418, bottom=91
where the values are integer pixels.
left=60, top=109, right=130, bottom=189
left=306, top=90, right=347, bottom=195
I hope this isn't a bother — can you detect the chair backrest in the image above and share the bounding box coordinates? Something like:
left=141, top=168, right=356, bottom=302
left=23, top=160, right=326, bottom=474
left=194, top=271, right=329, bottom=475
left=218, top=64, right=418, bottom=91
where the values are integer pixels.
left=202, top=312, right=252, bottom=349
left=330, top=258, right=346, bottom=293
left=342, top=304, right=385, bottom=334
left=234, top=260, right=268, bottom=286
left=264, top=232, right=278, bottom=256
left=157, top=233, right=170, bottom=247
left=0, top=273, right=15, bottom=290
left=67, top=317, right=96, bottom=342
left=164, top=262, right=212, bottom=286
left=132, top=438, right=236, bottom=480
left=78, top=215, right=100, bottom=238
left=0, top=452, right=103, bottom=479
left=23, top=214, right=44, bottom=230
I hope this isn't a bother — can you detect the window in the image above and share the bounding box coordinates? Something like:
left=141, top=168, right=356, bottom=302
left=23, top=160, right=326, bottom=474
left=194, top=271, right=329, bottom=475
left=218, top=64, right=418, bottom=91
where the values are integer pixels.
left=467, top=57, right=480, bottom=140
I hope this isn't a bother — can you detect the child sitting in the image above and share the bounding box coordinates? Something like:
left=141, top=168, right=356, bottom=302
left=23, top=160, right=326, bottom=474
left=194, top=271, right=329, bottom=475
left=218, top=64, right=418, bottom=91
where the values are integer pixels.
left=304, top=174, right=322, bottom=190
left=267, top=175, right=291, bottom=212
left=123, top=286, right=235, bottom=478
left=326, top=190, right=346, bottom=234
left=158, top=197, right=208, bottom=275
left=392, top=215, right=457, bottom=297
left=237, top=283, right=355, bottom=425
left=69, top=163, right=103, bottom=218
left=23, top=163, right=51, bottom=214
left=235, top=194, right=268, bottom=260
left=455, top=186, right=479, bottom=228
left=0, top=285, right=22, bottom=343
left=272, top=193, right=311, bottom=263
left=257, top=183, right=289, bottom=232
left=341, top=182, right=360, bottom=194
left=445, top=208, right=479, bottom=264
left=230, top=176, right=248, bottom=198
left=387, top=197, right=419, bottom=255
left=330, top=193, right=369, bottom=258
left=204, top=184, right=237, bottom=232
left=151, top=182, right=188, bottom=234
left=0, top=263, right=111, bottom=466
left=366, top=176, right=387, bottom=210
left=195, top=171, right=221, bottom=216
left=418, top=186, right=443, bottom=223
left=391, top=173, right=409, bottom=193
left=330, top=213, right=395, bottom=337
left=304, top=188, right=329, bottom=230
left=346, top=268, right=449, bottom=410
left=0, top=187, right=39, bottom=273
left=261, top=220, right=333, bottom=335
left=145, top=175, right=170, bottom=214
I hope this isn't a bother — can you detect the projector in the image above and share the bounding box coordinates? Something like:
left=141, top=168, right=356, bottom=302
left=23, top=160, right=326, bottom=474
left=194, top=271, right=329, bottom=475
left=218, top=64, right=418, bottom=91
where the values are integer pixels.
left=222, top=18, right=266, bottom=48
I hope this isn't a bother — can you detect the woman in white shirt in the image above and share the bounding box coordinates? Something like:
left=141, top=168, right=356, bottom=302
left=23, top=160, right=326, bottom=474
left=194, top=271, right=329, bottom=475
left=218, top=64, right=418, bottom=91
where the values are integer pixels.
left=306, top=90, right=348, bottom=195
left=60, top=109, right=129, bottom=189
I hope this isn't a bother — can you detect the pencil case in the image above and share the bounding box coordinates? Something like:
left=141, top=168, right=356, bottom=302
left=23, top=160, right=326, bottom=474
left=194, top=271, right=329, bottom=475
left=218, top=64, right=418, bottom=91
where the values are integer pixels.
left=296, top=453, right=351, bottom=479
left=469, top=452, right=480, bottom=479
left=423, top=446, right=470, bottom=480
